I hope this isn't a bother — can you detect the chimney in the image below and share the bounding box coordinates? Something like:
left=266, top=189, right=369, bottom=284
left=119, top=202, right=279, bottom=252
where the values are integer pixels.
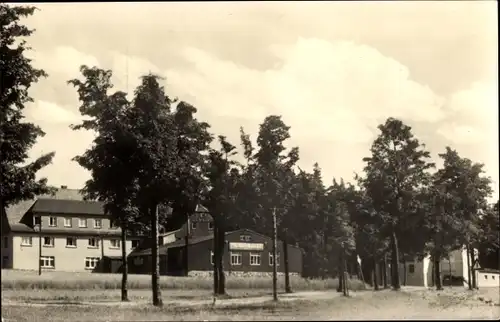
left=60, top=185, right=67, bottom=189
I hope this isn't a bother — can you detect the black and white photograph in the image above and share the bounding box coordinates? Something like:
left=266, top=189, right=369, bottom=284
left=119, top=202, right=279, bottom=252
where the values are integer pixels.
left=1, top=1, right=498, bottom=321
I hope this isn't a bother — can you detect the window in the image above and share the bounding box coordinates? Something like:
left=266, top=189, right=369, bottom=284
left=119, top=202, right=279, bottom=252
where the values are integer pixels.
left=485, top=275, right=488, bottom=279
left=94, top=219, right=102, bottom=229
left=132, top=240, right=140, bottom=249
left=78, top=218, right=87, bottom=228
left=85, top=257, right=99, bottom=270
left=40, top=256, right=55, bottom=268
left=66, top=237, right=77, bottom=247
left=230, top=252, right=242, bottom=266
left=191, top=221, right=197, bottom=230
left=88, top=238, right=99, bottom=248
left=43, top=237, right=54, bottom=247
left=269, top=253, right=281, bottom=266
left=210, top=251, right=214, bottom=265
left=250, top=253, right=261, bottom=266
left=239, top=235, right=251, bottom=242
left=492, top=275, right=496, bottom=280
left=409, top=264, right=415, bottom=274
left=110, top=220, right=118, bottom=229
left=110, top=239, right=120, bottom=249
left=2, top=256, right=8, bottom=267
left=21, top=236, right=32, bottom=246
left=48, top=217, right=57, bottom=227
left=159, top=236, right=164, bottom=245
left=64, top=218, right=72, bottom=227
left=3, top=236, right=8, bottom=248
left=208, top=221, right=214, bottom=231
left=33, top=216, right=41, bottom=226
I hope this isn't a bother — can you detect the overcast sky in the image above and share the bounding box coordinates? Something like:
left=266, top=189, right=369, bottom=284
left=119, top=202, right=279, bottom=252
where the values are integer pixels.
left=21, top=2, right=498, bottom=200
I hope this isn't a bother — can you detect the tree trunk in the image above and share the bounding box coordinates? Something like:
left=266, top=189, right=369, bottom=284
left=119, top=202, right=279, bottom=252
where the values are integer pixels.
left=390, top=230, right=401, bottom=290
left=151, top=204, right=163, bottom=307
left=272, top=207, right=278, bottom=301
left=213, top=224, right=219, bottom=295
left=283, top=234, right=292, bottom=293
left=434, top=255, right=443, bottom=290
left=342, top=248, right=349, bottom=297
left=337, top=251, right=344, bottom=292
left=217, top=223, right=226, bottom=295
left=370, top=263, right=376, bottom=290
left=466, top=245, right=473, bottom=290
left=469, top=246, right=478, bottom=289
left=184, top=212, right=190, bottom=276
left=403, top=259, right=407, bottom=286
left=373, top=257, right=379, bottom=291
left=120, top=225, right=129, bottom=302
left=382, top=254, right=388, bottom=289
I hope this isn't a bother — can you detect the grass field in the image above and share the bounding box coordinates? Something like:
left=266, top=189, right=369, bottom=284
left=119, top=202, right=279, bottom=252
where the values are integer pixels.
left=2, top=287, right=499, bottom=321
left=1, top=269, right=366, bottom=292
left=3, top=269, right=497, bottom=321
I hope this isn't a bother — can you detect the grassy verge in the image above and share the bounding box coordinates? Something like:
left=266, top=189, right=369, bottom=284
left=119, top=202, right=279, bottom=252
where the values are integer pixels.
left=3, top=288, right=499, bottom=321
left=1, top=269, right=366, bottom=291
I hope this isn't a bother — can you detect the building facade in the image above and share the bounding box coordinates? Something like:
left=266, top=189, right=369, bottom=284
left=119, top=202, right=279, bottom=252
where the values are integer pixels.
left=2, top=187, right=303, bottom=277
left=1, top=188, right=140, bottom=273
left=394, top=247, right=495, bottom=288
left=129, top=228, right=303, bottom=277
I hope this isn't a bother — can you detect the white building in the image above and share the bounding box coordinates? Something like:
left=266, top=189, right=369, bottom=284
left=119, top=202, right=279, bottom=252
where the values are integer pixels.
left=399, top=247, right=499, bottom=288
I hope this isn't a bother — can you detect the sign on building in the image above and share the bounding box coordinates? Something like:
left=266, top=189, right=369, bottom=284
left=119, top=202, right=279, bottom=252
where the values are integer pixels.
left=229, top=242, right=264, bottom=251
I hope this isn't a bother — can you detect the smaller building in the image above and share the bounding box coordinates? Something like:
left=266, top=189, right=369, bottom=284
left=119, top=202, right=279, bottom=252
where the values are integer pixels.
left=129, top=228, right=303, bottom=277
left=395, top=247, right=489, bottom=288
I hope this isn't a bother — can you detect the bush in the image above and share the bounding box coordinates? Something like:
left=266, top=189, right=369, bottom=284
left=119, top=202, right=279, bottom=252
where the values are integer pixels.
left=1, top=269, right=367, bottom=291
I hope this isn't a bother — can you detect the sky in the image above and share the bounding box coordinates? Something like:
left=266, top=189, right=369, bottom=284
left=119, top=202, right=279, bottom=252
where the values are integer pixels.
left=19, top=1, right=498, bottom=200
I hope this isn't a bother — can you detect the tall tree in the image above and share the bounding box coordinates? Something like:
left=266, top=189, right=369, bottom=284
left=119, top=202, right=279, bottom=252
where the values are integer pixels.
left=477, top=201, right=499, bottom=269
left=253, top=115, right=299, bottom=300
left=326, top=179, right=356, bottom=296
left=423, top=183, right=461, bottom=290
left=361, top=118, right=434, bottom=290
left=204, top=135, right=240, bottom=296
left=0, top=4, right=55, bottom=207
left=169, top=101, right=212, bottom=276
left=431, top=147, right=492, bottom=289
left=127, top=74, right=180, bottom=307
left=68, top=66, right=140, bottom=301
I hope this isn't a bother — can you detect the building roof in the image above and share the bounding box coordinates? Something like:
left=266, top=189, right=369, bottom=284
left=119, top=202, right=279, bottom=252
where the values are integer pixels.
left=33, top=198, right=105, bottom=216
left=4, top=188, right=85, bottom=231
left=3, top=187, right=210, bottom=235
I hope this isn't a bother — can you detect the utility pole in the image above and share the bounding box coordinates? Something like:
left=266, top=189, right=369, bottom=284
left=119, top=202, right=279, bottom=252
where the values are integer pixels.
left=272, top=207, right=278, bottom=301
left=35, top=219, right=42, bottom=276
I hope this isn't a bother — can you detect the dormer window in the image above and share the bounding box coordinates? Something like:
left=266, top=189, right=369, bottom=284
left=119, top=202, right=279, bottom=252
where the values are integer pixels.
left=78, top=218, right=88, bottom=228
left=191, top=221, right=197, bottom=230
left=34, top=216, right=41, bottom=226
left=48, top=217, right=57, bottom=227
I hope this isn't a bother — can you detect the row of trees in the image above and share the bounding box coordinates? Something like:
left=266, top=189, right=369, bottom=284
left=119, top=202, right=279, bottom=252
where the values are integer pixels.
left=2, top=4, right=498, bottom=306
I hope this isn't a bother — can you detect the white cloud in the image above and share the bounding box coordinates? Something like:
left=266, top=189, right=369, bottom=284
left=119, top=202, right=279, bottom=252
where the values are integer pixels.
left=437, top=82, right=498, bottom=201
left=28, top=46, right=100, bottom=78
left=166, top=39, right=446, bottom=145
left=25, top=100, right=82, bottom=125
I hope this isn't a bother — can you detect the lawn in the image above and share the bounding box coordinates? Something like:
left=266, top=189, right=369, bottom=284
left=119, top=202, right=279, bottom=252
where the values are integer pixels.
left=2, top=288, right=499, bottom=321
left=0, top=269, right=366, bottom=291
